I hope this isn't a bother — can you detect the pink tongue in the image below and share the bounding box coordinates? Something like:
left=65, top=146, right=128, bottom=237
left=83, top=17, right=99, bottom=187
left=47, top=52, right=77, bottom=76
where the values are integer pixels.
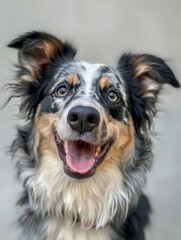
left=66, top=141, right=95, bottom=174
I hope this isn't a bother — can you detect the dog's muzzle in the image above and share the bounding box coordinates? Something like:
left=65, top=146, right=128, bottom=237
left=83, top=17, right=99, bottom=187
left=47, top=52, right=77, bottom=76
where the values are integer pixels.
left=54, top=106, right=112, bottom=179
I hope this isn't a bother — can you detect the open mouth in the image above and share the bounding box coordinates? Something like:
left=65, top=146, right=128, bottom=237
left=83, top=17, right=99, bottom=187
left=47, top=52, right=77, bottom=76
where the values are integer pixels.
left=54, top=133, right=111, bottom=179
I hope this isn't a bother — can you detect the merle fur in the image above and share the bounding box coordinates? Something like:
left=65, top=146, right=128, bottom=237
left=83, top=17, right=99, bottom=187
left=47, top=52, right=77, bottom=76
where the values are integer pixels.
left=7, top=31, right=180, bottom=240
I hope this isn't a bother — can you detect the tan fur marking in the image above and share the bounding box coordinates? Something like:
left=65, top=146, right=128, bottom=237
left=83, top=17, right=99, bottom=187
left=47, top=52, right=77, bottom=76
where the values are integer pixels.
left=43, top=39, right=62, bottom=61
left=20, top=73, right=34, bottom=82
left=20, top=63, right=38, bottom=83
left=131, top=56, right=161, bottom=96
left=135, top=64, right=150, bottom=77
left=20, top=38, right=62, bottom=82
left=131, top=56, right=152, bottom=77
left=98, top=117, right=135, bottom=171
left=99, top=77, right=112, bottom=89
left=35, top=106, right=60, bottom=158
left=67, top=74, right=79, bottom=85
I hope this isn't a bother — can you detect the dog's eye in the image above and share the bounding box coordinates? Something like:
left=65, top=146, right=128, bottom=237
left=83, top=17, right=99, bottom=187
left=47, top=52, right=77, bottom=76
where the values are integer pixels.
left=55, top=85, right=69, bottom=97
left=107, top=90, right=119, bottom=102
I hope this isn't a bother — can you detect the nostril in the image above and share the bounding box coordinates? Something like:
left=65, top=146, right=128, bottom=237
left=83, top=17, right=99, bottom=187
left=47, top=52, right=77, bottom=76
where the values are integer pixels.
left=69, top=113, right=79, bottom=122
left=87, top=115, right=98, bottom=125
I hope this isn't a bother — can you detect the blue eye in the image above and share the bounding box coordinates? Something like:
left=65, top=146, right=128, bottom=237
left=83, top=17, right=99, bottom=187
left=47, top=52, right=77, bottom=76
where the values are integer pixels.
left=107, top=90, right=119, bottom=102
left=55, top=85, right=69, bottom=97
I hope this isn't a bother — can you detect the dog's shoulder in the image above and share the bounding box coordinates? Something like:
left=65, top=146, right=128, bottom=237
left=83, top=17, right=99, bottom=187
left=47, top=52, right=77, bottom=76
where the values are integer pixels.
left=122, top=194, right=151, bottom=240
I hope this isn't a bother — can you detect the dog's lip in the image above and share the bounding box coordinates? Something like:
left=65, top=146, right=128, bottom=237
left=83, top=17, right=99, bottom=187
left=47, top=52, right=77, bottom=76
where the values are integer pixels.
left=54, top=132, right=111, bottom=179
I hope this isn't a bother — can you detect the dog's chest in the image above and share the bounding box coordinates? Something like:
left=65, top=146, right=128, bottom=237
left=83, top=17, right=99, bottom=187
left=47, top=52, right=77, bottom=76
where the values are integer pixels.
left=34, top=163, right=125, bottom=239
left=45, top=219, right=117, bottom=240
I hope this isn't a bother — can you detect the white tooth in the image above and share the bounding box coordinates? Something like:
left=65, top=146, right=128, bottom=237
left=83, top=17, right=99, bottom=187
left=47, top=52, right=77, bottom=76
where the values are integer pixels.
left=95, top=146, right=101, bottom=157
left=64, top=141, right=69, bottom=154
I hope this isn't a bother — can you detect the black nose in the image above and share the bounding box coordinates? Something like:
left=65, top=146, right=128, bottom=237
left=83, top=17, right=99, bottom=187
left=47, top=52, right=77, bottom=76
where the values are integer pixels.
left=67, top=106, right=100, bottom=134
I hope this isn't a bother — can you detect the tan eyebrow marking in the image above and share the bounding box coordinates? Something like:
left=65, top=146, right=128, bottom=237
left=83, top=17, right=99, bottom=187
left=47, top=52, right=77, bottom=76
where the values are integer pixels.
left=67, top=74, right=79, bottom=85
left=99, top=77, right=113, bottom=89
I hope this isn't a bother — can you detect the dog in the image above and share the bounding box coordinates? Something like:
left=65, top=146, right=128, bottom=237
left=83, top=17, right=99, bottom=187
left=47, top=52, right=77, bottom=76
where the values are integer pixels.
left=7, top=31, right=180, bottom=240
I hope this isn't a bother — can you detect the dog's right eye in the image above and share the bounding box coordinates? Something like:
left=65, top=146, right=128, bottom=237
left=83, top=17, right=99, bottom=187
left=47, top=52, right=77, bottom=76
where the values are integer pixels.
left=55, top=85, right=69, bottom=97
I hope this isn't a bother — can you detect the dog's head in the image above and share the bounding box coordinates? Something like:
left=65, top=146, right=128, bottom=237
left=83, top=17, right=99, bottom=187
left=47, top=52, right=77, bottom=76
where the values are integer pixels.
left=8, top=31, right=180, bottom=181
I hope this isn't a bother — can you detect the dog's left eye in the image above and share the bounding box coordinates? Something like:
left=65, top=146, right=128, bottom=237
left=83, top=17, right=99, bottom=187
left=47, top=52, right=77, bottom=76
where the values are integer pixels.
left=107, top=90, right=119, bottom=102
left=55, top=85, right=69, bottom=97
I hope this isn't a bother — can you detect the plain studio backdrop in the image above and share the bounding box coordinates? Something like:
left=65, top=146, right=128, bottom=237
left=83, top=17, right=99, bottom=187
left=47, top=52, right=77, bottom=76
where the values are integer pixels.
left=0, top=1, right=181, bottom=239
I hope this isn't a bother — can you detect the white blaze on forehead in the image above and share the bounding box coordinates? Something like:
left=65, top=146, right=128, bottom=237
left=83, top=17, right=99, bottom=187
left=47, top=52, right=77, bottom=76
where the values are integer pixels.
left=52, top=61, right=104, bottom=95
left=77, top=62, right=105, bottom=96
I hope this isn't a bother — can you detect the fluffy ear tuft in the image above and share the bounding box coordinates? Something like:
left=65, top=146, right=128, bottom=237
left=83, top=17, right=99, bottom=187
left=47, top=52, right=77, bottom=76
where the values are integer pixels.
left=117, top=53, right=180, bottom=133
left=7, top=31, right=76, bottom=117
left=8, top=31, right=75, bottom=82
left=131, top=54, right=180, bottom=92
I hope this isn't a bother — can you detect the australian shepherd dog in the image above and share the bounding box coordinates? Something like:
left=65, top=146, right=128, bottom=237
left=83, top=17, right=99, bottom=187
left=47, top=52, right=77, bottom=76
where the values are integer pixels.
left=7, top=31, right=180, bottom=240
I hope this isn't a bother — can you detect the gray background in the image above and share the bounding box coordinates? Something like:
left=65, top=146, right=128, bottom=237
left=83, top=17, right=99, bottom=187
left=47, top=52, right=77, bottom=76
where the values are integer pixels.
left=0, top=0, right=181, bottom=239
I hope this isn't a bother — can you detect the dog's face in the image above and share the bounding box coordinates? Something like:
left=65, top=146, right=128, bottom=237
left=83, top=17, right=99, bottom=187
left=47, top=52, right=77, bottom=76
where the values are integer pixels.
left=35, top=61, right=134, bottom=180
left=8, top=32, right=180, bottom=182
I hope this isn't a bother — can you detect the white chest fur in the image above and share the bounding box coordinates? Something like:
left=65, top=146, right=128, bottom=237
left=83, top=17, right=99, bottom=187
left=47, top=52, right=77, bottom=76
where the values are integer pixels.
left=32, top=160, right=129, bottom=240
left=46, top=220, right=117, bottom=240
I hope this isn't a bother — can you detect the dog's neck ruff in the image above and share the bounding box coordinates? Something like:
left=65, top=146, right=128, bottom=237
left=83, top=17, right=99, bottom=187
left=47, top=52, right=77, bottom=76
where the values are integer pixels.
left=30, top=156, right=129, bottom=230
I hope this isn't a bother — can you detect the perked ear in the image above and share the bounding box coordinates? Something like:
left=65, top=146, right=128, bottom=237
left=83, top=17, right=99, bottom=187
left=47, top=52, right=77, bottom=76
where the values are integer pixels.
left=8, top=31, right=75, bottom=82
left=7, top=31, right=76, bottom=117
left=117, top=53, right=180, bottom=133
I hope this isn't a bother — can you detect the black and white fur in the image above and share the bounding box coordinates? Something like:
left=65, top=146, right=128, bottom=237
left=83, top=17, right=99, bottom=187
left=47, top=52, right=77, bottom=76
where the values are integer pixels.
left=7, top=31, right=180, bottom=240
